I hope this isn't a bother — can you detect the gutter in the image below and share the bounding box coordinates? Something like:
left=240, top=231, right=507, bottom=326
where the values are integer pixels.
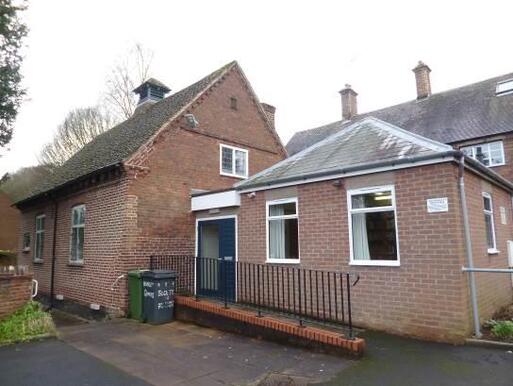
left=237, top=150, right=461, bottom=192
left=238, top=150, right=513, bottom=195
left=14, top=162, right=123, bottom=208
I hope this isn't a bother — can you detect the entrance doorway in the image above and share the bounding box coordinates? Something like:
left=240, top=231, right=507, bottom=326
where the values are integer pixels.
left=196, top=217, right=236, bottom=301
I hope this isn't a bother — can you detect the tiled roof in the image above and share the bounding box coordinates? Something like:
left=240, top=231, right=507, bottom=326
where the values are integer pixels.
left=19, top=61, right=236, bottom=203
left=237, top=117, right=453, bottom=190
left=287, top=72, right=513, bottom=155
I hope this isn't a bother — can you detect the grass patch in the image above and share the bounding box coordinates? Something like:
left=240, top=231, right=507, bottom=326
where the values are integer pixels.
left=0, top=301, right=56, bottom=345
left=490, top=320, right=513, bottom=340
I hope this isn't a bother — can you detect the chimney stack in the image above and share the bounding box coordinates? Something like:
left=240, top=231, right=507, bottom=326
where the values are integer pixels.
left=261, top=103, right=276, bottom=129
left=339, top=84, right=358, bottom=120
left=412, top=61, right=431, bottom=99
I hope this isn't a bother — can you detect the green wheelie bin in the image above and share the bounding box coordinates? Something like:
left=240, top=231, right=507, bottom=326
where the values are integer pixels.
left=128, top=270, right=146, bottom=320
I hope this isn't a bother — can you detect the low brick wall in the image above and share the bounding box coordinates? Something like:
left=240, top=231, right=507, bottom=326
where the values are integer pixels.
left=175, top=295, right=365, bottom=357
left=0, top=273, right=33, bottom=320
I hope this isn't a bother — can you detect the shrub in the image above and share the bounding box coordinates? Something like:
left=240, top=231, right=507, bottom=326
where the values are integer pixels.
left=0, top=301, right=56, bottom=344
left=491, top=320, right=513, bottom=340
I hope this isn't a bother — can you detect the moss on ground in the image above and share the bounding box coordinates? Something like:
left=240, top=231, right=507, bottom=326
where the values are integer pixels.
left=0, top=301, right=56, bottom=345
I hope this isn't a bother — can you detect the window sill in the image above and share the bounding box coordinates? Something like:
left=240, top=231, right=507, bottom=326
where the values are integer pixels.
left=22, top=248, right=30, bottom=254
left=33, top=259, right=44, bottom=265
left=220, top=172, right=248, bottom=180
left=67, top=261, right=84, bottom=267
left=350, top=260, right=400, bottom=267
left=488, top=163, right=506, bottom=168
left=266, top=258, right=300, bottom=265
left=487, top=249, right=500, bottom=255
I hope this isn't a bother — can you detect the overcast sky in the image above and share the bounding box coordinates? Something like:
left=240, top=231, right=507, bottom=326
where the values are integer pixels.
left=1, top=0, right=512, bottom=175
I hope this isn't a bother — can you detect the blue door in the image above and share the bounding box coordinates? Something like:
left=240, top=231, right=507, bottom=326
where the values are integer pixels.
left=197, top=218, right=236, bottom=301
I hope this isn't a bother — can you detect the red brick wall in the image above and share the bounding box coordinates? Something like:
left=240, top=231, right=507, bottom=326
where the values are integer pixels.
left=18, top=177, right=131, bottom=314
left=17, top=66, right=286, bottom=314
left=238, top=163, right=513, bottom=342
left=0, top=191, right=19, bottom=252
left=0, top=273, right=33, bottom=320
left=463, top=170, right=513, bottom=321
left=124, top=67, right=285, bottom=288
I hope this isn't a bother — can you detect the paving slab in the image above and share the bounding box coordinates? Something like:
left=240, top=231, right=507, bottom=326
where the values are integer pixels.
left=58, top=319, right=352, bottom=385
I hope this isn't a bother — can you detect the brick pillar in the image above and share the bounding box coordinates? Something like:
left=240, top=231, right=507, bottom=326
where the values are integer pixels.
left=0, top=273, right=33, bottom=320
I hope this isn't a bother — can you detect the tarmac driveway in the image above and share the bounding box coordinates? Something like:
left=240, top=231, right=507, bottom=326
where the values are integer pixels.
left=0, top=338, right=149, bottom=386
left=58, top=319, right=352, bottom=385
left=2, top=318, right=513, bottom=385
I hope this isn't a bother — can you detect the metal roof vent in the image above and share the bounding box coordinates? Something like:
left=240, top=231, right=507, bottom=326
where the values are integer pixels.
left=184, top=114, right=199, bottom=128
left=133, top=78, right=171, bottom=106
left=496, top=79, right=513, bottom=96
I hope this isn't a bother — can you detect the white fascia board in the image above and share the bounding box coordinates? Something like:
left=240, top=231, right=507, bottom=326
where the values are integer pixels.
left=191, top=190, right=240, bottom=211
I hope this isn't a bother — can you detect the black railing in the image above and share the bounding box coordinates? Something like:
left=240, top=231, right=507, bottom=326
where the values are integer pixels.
left=150, top=255, right=360, bottom=336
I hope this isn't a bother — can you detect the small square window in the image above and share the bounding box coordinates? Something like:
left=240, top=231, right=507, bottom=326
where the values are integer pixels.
left=461, top=141, right=505, bottom=167
left=220, top=144, right=248, bottom=178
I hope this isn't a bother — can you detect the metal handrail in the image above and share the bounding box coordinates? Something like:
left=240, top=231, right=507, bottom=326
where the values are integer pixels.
left=150, top=255, right=359, bottom=337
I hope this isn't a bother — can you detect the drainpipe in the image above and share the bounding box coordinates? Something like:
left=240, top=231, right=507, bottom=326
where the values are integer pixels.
left=457, top=154, right=481, bottom=338
left=49, top=198, right=58, bottom=309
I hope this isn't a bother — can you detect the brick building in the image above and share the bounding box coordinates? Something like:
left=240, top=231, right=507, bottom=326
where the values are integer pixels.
left=0, top=190, right=19, bottom=252
left=192, top=118, right=513, bottom=342
left=15, top=61, right=286, bottom=314
left=288, top=62, right=513, bottom=182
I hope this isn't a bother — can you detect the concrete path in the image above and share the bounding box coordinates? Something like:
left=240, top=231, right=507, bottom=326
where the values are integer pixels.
left=0, top=339, right=149, bottom=386
left=322, top=330, right=513, bottom=386
left=58, top=319, right=352, bottom=385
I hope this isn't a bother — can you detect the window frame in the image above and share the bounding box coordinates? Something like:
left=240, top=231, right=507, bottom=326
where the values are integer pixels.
left=69, top=204, right=86, bottom=264
left=496, top=79, right=513, bottom=96
left=266, top=197, right=300, bottom=264
left=482, top=192, right=498, bottom=254
left=34, top=214, right=45, bottom=262
left=461, top=141, right=505, bottom=167
left=219, top=144, right=249, bottom=179
left=347, top=185, right=400, bottom=267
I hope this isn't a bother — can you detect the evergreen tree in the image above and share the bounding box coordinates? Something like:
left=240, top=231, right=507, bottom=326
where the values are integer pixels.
left=0, top=0, right=27, bottom=148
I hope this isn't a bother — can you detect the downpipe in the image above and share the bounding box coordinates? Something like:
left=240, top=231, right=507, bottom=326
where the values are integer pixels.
left=458, top=155, right=482, bottom=338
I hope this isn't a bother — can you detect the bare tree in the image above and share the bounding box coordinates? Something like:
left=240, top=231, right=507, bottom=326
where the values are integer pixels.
left=104, top=43, right=154, bottom=120
left=38, top=106, right=114, bottom=167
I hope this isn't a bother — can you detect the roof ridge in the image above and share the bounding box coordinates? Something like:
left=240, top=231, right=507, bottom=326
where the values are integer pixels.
left=17, top=60, right=239, bottom=204
left=237, top=117, right=449, bottom=190
left=289, top=70, right=513, bottom=142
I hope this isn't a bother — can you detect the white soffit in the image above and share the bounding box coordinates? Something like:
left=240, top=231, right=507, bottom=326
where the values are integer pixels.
left=191, top=190, right=240, bottom=211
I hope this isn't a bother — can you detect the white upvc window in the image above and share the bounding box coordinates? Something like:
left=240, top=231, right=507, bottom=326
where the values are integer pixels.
left=34, top=214, right=45, bottom=261
left=220, top=144, right=248, bottom=179
left=461, top=141, right=505, bottom=167
left=70, top=205, right=85, bottom=263
left=483, top=192, right=498, bottom=254
left=348, top=185, right=400, bottom=266
left=496, top=79, right=513, bottom=96
left=266, top=198, right=300, bottom=264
